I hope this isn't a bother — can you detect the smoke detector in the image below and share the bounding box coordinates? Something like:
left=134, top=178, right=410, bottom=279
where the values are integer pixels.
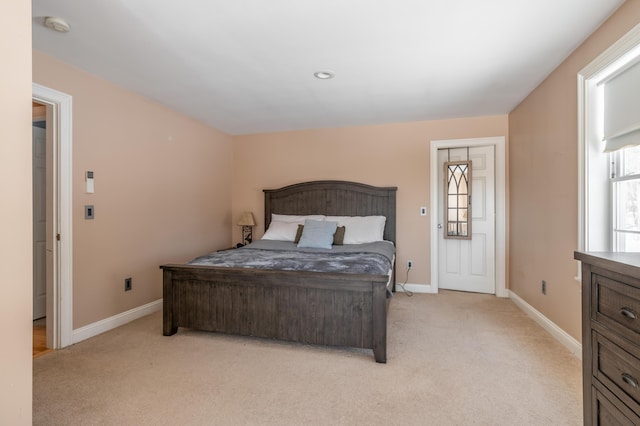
left=44, top=17, right=70, bottom=33
left=314, top=71, right=335, bottom=80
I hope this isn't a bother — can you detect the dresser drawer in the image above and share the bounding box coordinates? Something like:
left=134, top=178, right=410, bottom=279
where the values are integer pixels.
left=592, top=272, right=640, bottom=342
left=593, top=381, right=640, bottom=426
left=593, top=331, right=640, bottom=415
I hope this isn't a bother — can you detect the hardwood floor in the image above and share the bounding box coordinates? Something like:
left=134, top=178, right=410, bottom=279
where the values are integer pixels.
left=33, top=321, right=52, bottom=358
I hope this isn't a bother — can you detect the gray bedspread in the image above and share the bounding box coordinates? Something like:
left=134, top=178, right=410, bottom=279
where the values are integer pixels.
left=188, top=239, right=395, bottom=276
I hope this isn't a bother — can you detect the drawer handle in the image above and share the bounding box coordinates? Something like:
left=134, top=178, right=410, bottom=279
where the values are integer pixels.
left=620, top=307, right=637, bottom=320
left=622, top=373, right=639, bottom=389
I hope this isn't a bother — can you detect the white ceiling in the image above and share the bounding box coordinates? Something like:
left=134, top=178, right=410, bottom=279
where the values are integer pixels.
left=32, top=0, right=624, bottom=135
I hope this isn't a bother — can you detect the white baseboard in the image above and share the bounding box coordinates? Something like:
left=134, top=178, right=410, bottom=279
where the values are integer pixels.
left=496, top=287, right=509, bottom=298
left=508, top=291, right=582, bottom=359
left=395, top=283, right=436, bottom=294
left=72, top=299, right=163, bottom=345
left=396, top=284, right=509, bottom=297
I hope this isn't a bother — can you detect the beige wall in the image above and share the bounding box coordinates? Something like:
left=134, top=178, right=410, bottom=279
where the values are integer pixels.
left=0, top=1, right=32, bottom=424
left=232, top=116, right=508, bottom=285
left=33, top=51, right=234, bottom=328
left=509, top=1, right=640, bottom=341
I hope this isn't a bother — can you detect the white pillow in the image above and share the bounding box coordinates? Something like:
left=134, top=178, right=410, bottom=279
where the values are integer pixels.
left=261, top=221, right=300, bottom=241
left=324, top=216, right=386, bottom=244
left=272, top=214, right=325, bottom=224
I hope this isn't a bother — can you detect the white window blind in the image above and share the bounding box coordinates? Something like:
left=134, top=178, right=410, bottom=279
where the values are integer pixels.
left=603, top=60, right=640, bottom=152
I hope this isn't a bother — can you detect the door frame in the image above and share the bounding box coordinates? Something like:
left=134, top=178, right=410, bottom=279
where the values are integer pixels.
left=32, top=83, right=73, bottom=348
left=430, top=136, right=507, bottom=297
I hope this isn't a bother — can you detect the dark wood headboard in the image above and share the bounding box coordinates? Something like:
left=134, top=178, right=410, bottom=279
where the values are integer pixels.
left=263, top=180, right=397, bottom=243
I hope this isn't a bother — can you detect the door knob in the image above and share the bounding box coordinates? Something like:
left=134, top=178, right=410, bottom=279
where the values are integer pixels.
left=437, top=224, right=443, bottom=229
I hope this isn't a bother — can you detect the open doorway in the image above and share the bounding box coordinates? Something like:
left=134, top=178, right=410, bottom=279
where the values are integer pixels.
left=32, top=83, right=73, bottom=351
left=32, top=101, right=51, bottom=357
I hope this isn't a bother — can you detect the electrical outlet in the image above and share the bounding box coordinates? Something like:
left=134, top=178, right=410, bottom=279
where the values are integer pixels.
left=124, top=277, right=132, bottom=292
left=407, top=260, right=413, bottom=269
left=84, top=205, right=95, bottom=220
left=541, top=280, right=546, bottom=295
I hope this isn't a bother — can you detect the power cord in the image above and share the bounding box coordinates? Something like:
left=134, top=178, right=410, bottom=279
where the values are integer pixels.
left=399, top=265, right=413, bottom=297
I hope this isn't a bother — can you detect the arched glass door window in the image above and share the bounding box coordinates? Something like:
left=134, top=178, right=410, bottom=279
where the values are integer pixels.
left=444, top=161, right=472, bottom=239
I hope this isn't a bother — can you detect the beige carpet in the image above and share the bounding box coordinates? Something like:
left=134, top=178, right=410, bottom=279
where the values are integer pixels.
left=33, top=291, right=582, bottom=425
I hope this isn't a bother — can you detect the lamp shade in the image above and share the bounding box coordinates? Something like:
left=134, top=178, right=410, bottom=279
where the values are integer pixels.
left=237, top=212, right=255, bottom=226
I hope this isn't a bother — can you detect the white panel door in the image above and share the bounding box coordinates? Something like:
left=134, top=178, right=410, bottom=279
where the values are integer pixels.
left=33, top=125, right=47, bottom=320
left=437, top=145, right=495, bottom=294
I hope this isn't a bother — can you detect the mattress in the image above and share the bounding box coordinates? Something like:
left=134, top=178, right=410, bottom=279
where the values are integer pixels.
left=188, top=239, right=395, bottom=276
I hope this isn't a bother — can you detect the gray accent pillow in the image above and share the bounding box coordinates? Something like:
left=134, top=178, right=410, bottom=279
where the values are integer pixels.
left=295, top=224, right=345, bottom=245
left=297, top=220, right=338, bottom=249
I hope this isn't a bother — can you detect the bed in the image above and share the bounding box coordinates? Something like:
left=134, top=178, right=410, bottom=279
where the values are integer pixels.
left=161, top=180, right=397, bottom=362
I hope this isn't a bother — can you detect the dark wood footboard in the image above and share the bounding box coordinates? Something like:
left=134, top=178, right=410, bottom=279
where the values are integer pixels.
left=162, top=264, right=390, bottom=362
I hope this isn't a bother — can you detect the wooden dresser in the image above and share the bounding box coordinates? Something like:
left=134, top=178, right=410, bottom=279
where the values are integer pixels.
left=575, top=252, right=640, bottom=425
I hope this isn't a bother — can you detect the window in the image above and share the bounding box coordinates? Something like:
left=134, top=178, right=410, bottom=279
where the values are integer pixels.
left=612, top=146, right=640, bottom=251
left=578, top=24, right=640, bottom=257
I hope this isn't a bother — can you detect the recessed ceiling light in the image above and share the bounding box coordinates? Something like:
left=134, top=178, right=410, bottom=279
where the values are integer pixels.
left=314, top=71, right=335, bottom=80
left=44, top=17, right=70, bottom=33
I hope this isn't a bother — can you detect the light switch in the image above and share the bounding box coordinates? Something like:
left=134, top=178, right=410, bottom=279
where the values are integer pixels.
left=420, top=206, right=427, bottom=216
left=86, top=171, right=94, bottom=193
